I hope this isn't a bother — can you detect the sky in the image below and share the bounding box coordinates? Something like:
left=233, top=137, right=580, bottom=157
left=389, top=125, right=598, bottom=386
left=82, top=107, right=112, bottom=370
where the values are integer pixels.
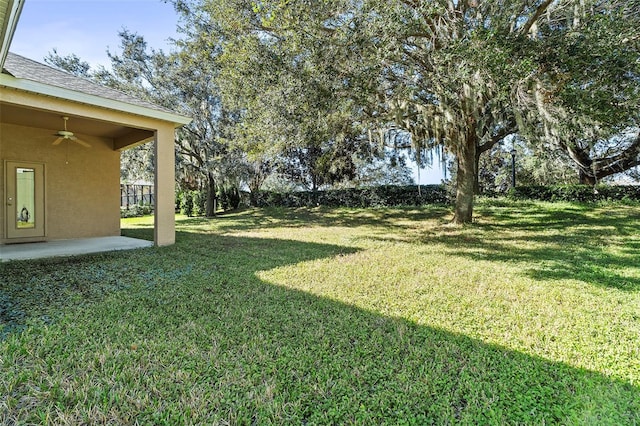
left=10, top=0, right=446, bottom=184
left=11, top=0, right=179, bottom=68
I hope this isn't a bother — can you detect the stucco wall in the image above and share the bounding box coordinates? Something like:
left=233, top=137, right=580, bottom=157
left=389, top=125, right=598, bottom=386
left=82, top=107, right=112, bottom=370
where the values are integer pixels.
left=1, top=122, right=120, bottom=242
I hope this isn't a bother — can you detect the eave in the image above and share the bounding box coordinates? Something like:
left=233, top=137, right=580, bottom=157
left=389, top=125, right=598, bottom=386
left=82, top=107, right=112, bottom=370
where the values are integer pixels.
left=0, top=0, right=24, bottom=69
left=0, top=72, right=192, bottom=127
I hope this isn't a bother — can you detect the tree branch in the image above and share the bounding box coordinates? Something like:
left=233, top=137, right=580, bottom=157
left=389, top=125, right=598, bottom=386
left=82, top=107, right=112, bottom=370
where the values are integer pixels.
left=519, top=0, right=554, bottom=36
left=478, top=119, right=517, bottom=154
left=594, top=132, right=640, bottom=179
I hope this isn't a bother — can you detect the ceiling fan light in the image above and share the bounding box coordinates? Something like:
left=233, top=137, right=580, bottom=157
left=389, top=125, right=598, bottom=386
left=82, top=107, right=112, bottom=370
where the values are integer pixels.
left=51, top=116, right=91, bottom=148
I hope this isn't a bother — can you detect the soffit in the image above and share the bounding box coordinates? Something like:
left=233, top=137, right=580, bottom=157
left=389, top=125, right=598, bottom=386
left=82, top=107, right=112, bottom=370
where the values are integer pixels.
left=0, top=101, right=141, bottom=139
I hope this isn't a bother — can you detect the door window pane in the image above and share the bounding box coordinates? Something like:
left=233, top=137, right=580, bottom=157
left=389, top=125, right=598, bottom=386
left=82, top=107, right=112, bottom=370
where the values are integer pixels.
left=16, top=168, right=35, bottom=229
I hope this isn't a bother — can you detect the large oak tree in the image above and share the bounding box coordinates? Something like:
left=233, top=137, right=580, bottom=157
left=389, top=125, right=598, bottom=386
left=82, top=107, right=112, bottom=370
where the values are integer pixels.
left=174, top=0, right=638, bottom=221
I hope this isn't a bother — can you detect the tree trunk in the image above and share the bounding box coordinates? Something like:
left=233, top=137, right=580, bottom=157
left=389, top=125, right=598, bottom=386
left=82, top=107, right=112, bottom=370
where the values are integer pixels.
left=579, top=170, right=596, bottom=186
left=205, top=172, right=216, bottom=217
left=453, top=135, right=477, bottom=224
left=248, top=174, right=263, bottom=207
left=249, top=189, right=259, bottom=207
left=310, top=173, right=319, bottom=206
left=473, top=147, right=481, bottom=195
left=562, top=142, right=596, bottom=186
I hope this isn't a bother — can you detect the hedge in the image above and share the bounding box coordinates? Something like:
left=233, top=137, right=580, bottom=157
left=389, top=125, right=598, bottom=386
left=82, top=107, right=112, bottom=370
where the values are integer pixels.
left=508, top=185, right=640, bottom=203
left=252, top=184, right=640, bottom=209
left=174, top=184, right=639, bottom=214
left=120, top=204, right=153, bottom=218
left=253, top=185, right=449, bottom=208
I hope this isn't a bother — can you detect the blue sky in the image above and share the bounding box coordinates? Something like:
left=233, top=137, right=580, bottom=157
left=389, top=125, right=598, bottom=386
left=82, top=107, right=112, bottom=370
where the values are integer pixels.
left=10, top=0, right=446, bottom=184
left=11, top=0, right=179, bottom=68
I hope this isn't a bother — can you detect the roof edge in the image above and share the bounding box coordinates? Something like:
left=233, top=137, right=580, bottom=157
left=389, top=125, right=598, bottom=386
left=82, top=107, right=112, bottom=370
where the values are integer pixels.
left=0, top=0, right=25, bottom=69
left=0, top=72, right=191, bottom=126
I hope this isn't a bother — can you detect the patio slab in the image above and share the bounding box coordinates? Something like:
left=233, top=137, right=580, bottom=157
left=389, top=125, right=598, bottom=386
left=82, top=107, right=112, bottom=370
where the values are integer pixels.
left=0, top=236, right=153, bottom=262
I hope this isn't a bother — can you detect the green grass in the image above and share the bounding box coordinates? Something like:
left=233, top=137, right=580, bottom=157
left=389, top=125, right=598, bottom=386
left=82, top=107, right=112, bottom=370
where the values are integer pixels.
left=1, top=199, right=639, bottom=424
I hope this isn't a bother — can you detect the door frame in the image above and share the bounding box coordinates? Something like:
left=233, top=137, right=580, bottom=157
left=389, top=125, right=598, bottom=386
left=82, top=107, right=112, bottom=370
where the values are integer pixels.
left=4, top=160, right=46, bottom=242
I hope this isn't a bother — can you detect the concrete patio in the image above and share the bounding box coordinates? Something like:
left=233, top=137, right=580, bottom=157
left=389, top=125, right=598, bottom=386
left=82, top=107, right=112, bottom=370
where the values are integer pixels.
left=0, top=236, right=153, bottom=262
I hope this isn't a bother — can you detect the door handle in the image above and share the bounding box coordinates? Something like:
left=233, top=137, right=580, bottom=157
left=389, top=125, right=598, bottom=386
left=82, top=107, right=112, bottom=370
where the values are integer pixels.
left=7, top=197, right=13, bottom=206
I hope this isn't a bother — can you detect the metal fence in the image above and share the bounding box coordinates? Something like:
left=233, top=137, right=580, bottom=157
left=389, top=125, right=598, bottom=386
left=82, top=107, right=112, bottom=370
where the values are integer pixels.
left=120, top=184, right=154, bottom=209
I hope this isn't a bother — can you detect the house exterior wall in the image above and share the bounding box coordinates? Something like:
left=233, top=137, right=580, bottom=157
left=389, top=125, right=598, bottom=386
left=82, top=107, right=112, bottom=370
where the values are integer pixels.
left=1, top=122, right=120, bottom=242
left=0, top=87, right=185, bottom=247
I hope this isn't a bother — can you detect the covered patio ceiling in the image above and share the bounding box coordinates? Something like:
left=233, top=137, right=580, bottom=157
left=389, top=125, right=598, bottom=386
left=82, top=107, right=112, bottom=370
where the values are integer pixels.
left=0, top=102, right=155, bottom=149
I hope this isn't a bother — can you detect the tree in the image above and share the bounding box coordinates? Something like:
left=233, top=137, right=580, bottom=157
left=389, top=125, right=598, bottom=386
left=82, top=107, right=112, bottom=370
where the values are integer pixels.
left=353, top=149, right=415, bottom=187
left=48, top=29, right=249, bottom=216
left=174, top=0, right=605, bottom=223
left=514, top=1, right=640, bottom=185
left=173, top=0, right=385, bottom=199
left=352, top=0, right=639, bottom=221
left=557, top=131, right=640, bottom=185
left=45, top=49, right=92, bottom=77
left=475, top=136, right=580, bottom=193
left=104, top=31, right=229, bottom=216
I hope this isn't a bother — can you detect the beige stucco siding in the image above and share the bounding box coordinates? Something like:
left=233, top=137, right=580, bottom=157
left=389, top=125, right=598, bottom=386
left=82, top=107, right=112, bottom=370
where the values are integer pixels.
left=1, top=122, right=120, bottom=241
left=0, top=78, right=187, bottom=246
left=154, top=124, right=176, bottom=246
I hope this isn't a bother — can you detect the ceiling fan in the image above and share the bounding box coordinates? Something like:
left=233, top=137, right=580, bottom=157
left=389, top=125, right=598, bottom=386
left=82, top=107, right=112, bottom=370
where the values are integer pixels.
left=53, top=116, right=91, bottom=148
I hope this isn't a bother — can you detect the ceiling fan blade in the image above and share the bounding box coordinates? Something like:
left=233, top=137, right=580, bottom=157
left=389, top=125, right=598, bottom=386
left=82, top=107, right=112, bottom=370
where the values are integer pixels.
left=74, top=138, right=91, bottom=148
left=53, top=137, right=65, bottom=145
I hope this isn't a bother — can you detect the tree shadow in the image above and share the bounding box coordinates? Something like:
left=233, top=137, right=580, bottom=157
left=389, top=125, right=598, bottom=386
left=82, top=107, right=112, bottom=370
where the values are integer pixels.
left=177, top=204, right=640, bottom=292
left=385, top=203, right=640, bottom=292
left=476, top=202, right=640, bottom=236
left=179, top=206, right=452, bottom=234
left=199, top=203, right=640, bottom=293
left=1, top=228, right=638, bottom=423
left=0, top=232, right=358, bottom=339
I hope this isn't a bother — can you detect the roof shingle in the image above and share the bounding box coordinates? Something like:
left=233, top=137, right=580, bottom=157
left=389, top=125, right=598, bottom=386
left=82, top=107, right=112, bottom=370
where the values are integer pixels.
left=2, top=52, right=177, bottom=116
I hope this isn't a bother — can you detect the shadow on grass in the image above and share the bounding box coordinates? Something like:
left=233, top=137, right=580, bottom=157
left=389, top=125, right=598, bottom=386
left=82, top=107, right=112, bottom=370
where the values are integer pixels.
left=179, top=205, right=453, bottom=233
left=353, top=202, right=640, bottom=292
left=1, top=228, right=638, bottom=423
left=0, top=232, right=357, bottom=339
left=477, top=201, right=640, bottom=236
left=178, top=203, right=640, bottom=292
left=424, top=235, right=640, bottom=292
left=482, top=204, right=640, bottom=292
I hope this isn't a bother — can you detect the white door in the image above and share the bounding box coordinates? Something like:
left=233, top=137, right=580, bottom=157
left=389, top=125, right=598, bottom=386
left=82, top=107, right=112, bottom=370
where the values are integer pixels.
left=5, top=161, right=45, bottom=239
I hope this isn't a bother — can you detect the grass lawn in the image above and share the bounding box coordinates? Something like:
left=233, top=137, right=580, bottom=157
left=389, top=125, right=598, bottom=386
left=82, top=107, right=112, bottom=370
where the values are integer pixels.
left=1, top=199, right=639, bottom=424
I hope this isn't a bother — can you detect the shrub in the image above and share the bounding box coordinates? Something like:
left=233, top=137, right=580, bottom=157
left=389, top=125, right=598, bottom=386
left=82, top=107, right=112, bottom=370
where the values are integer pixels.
left=120, top=204, right=153, bottom=218
left=192, top=190, right=207, bottom=216
left=180, top=191, right=194, bottom=217
left=254, top=185, right=449, bottom=208
left=509, top=185, right=640, bottom=203
left=220, top=187, right=241, bottom=210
